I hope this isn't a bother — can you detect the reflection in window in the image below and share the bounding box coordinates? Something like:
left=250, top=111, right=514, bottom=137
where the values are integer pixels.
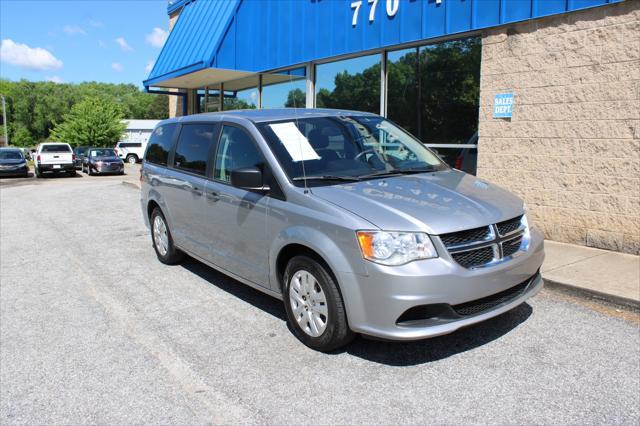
left=214, top=126, right=264, bottom=183
left=262, top=67, right=306, bottom=109
left=146, top=124, right=177, bottom=166
left=315, top=54, right=380, bottom=114
left=387, top=37, right=480, bottom=146
left=173, top=124, right=216, bottom=175
left=225, top=87, right=258, bottom=110
left=419, top=38, right=480, bottom=145
left=387, top=48, right=419, bottom=137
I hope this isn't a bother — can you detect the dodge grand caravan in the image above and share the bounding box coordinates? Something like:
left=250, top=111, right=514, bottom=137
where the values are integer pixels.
left=140, top=109, right=544, bottom=351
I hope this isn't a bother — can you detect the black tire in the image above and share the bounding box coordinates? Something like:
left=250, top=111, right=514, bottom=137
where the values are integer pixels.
left=150, top=207, right=184, bottom=265
left=87, top=165, right=93, bottom=176
left=67, top=170, right=76, bottom=177
left=283, top=255, right=354, bottom=352
left=126, top=155, right=138, bottom=165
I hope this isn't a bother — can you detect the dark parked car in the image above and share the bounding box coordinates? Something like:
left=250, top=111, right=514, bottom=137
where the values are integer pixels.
left=82, top=148, right=124, bottom=175
left=0, top=148, right=30, bottom=178
left=73, top=146, right=89, bottom=169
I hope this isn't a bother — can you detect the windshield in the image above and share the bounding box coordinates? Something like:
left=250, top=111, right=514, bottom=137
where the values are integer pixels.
left=257, top=115, right=447, bottom=185
left=0, top=150, right=24, bottom=160
left=90, top=149, right=116, bottom=157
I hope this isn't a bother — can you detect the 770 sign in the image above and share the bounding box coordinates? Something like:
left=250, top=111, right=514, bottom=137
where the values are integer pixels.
left=350, top=0, right=400, bottom=26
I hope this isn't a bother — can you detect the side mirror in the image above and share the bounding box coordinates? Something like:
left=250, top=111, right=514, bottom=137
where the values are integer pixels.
left=230, top=167, right=269, bottom=192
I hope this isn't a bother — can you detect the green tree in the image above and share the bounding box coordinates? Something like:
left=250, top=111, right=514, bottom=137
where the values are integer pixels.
left=51, top=97, right=126, bottom=147
left=284, top=88, right=306, bottom=108
left=9, top=124, right=33, bottom=147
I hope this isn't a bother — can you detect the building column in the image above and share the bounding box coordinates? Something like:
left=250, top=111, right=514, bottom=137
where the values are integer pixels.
left=305, top=63, right=315, bottom=108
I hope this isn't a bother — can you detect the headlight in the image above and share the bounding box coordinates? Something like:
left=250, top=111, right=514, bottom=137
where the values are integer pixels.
left=522, top=204, right=536, bottom=231
left=356, top=231, right=438, bottom=266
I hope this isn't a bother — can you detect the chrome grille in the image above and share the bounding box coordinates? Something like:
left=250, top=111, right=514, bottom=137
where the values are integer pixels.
left=439, top=226, right=491, bottom=247
left=502, top=235, right=523, bottom=258
left=439, top=215, right=527, bottom=269
left=497, top=215, right=524, bottom=236
left=451, top=246, right=495, bottom=269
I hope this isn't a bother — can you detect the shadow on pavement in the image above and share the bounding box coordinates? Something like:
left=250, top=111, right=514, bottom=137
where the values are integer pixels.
left=181, top=257, right=533, bottom=366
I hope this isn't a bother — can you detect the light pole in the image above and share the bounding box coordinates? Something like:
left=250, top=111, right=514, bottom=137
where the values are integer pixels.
left=0, top=95, right=8, bottom=147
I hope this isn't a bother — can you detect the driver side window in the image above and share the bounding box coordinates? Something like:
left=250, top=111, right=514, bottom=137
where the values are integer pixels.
left=213, top=125, right=265, bottom=184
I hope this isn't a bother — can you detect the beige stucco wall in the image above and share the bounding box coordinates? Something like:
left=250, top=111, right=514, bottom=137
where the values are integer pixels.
left=477, top=1, right=639, bottom=254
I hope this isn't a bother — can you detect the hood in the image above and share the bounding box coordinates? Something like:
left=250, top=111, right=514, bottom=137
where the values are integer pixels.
left=309, top=170, right=524, bottom=235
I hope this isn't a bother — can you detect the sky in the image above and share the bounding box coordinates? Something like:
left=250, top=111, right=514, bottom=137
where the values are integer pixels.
left=0, top=0, right=168, bottom=87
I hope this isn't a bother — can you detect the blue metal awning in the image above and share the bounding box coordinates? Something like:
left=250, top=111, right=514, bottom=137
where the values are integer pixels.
left=144, top=0, right=241, bottom=88
left=145, top=0, right=619, bottom=90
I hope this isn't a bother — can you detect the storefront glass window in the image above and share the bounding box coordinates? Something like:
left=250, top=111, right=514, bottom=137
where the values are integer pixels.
left=225, top=87, right=258, bottom=110
left=418, top=37, right=481, bottom=146
left=262, top=67, right=306, bottom=108
left=386, top=37, right=480, bottom=174
left=387, top=48, right=419, bottom=137
left=315, top=54, right=380, bottom=114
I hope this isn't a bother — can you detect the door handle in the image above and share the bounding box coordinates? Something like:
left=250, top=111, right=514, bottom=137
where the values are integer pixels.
left=207, top=191, right=220, bottom=202
left=190, top=186, right=202, bottom=196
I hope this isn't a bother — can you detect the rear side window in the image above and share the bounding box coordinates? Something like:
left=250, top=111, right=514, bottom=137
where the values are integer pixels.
left=41, top=145, right=71, bottom=153
left=173, top=124, right=217, bottom=176
left=120, top=143, right=142, bottom=148
left=145, top=124, right=177, bottom=166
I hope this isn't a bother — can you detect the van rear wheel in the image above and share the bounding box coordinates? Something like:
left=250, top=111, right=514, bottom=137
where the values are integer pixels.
left=283, top=256, right=354, bottom=352
left=150, top=207, right=184, bottom=265
left=126, top=155, right=138, bottom=164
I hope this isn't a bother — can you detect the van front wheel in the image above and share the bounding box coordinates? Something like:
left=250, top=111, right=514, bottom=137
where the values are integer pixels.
left=283, top=256, right=354, bottom=352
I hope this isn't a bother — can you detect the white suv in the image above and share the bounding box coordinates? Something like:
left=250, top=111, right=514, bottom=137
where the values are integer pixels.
left=115, top=141, right=146, bottom=164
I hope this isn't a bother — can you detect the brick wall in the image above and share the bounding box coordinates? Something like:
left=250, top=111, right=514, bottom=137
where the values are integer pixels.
left=477, top=1, right=640, bottom=254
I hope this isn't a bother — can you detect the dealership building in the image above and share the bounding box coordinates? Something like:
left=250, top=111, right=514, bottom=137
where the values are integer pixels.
left=145, top=0, right=639, bottom=254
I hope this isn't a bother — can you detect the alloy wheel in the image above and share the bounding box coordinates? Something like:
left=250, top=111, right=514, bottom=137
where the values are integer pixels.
left=289, top=270, right=328, bottom=337
left=153, top=215, right=169, bottom=257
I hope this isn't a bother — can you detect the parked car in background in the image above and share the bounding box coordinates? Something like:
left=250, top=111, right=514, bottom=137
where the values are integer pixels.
left=140, top=109, right=544, bottom=352
left=73, top=146, right=89, bottom=170
left=0, top=148, right=29, bottom=177
left=34, top=143, right=75, bottom=178
left=115, top=141, right=146, bottom=164
left=82, top=148, right=124, bottom=175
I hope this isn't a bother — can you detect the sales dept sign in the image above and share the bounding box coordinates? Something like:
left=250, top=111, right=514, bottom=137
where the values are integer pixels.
left=493, top=93, right=514, bottom=118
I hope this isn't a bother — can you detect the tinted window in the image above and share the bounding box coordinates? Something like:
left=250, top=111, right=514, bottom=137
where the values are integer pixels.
left=214, top=126, right=264, bottom=183
left=173, top=124, right=216, bottom=176
left=41, top=144, right=71, bottom=153
left=0, top=150, right=23, bottom=160
left=120, top=143, right=142, bottom=148
left=145, top=124, right=177, bottom=166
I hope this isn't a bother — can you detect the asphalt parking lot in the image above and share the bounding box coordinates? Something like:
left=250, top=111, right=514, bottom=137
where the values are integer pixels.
left=1, top=172, right=639, bottom=424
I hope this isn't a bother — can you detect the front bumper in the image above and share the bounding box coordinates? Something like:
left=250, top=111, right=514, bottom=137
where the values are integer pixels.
left=92, top=163, right=124, bottom=174
left=338, top=228, right=545, bottom=340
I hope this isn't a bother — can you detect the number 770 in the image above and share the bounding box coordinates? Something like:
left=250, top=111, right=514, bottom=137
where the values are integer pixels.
left=351, top=0, right=399, bottom=27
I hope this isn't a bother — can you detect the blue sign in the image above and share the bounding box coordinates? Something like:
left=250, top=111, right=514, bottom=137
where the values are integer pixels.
left=493, top=93, right=514, bottom=118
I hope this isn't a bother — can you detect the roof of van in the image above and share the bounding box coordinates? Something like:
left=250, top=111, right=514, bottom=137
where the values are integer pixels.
left=166, top=108, right=377, bottom=125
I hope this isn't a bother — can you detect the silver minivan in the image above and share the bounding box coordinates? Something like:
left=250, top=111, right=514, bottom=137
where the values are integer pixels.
left=140, top=109, right=544, bottom=351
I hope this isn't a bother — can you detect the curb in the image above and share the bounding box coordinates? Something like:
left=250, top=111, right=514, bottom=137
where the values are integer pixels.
left=122, top=181, right=141, bottom=190
left=543, top=278, right=640, bottom=311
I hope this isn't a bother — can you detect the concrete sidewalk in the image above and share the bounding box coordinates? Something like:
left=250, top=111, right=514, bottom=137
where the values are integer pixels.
left=542, top=240, right=640, bottom=308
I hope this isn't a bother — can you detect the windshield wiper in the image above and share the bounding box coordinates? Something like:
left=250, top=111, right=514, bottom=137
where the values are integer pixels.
left=359, top=166, right=438, bottom=180
left=292, top=175, right=361, bottom=182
